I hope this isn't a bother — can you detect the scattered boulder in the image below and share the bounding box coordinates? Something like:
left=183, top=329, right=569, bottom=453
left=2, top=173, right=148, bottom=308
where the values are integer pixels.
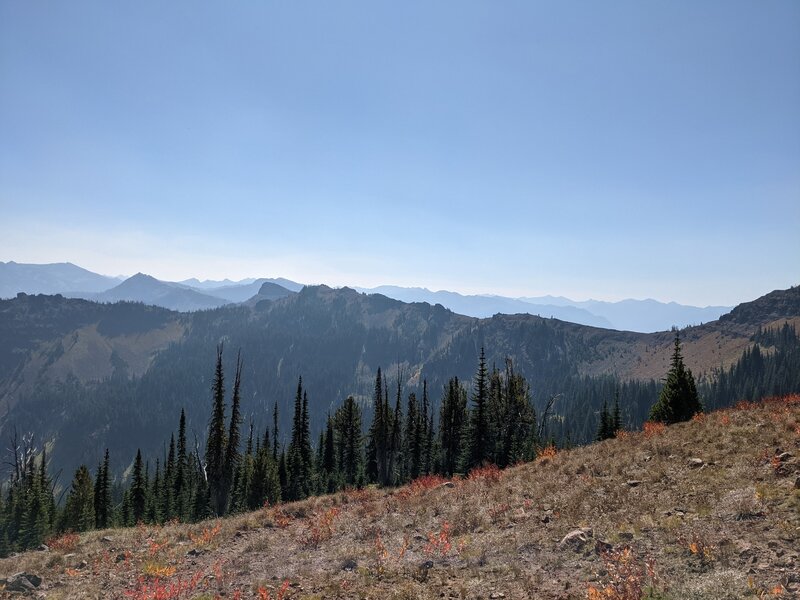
left=2, top=573, right=42, bottom=592
left=35, top=544, right=49, bottom=552
left=559, top=527, right=593, bottom=550
left=439, top=481, right=455, bottom=489
left=101, top=536, right=114, bottom=544
left=687, top=458, right=705, bottom=468
left=776, top=452, right=793, bottom=462
left=626, top=480, right=643, bottom=487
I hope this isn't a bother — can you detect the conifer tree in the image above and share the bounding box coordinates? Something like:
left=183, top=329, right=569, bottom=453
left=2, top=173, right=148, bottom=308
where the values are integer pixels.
left=335, top=396, right=362, bottom=486
left=94, top=449, right=112, bottom=528
left=272, top=401, right=279, bottom=461
left=462, top=347, right=491, bottom=472
left=131, top=449, right=147, bottom=525
left=63, top=465, right=95, bottom=532
left=206, top=345, right=227, bottom=515
left=612, top=391, right=622, bottom=434
left=649, top=332, right=702, bottom=424
left=439, top=376, right=467, bottom=476
left=366, top=367, right=388, bottom=484
left=287, top=377, right=313, bottom=500
left=404, top=393, right=421, bottom=480
left=222, top=352, right=243, bottom=514
left=162, top=436, right=176, bottom=520
left=174, top=410, right=189, bottom=522
left=388, top=378, right=403, bottom=485
left=596, top=399, right=612, bottom=441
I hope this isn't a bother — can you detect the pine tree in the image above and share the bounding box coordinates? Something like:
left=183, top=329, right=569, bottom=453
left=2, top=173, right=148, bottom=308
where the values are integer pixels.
left=63, top=465, right=94, bottom=532
left=131, top=449, right=147, bottom=525
left=272, top=401, right=279, bottom=461
left=388, top=378, right=403, bottom=485
left=404, top=393, right=421, bottom=481
left=94, top=449, right=112, bottom=528
left=206, top=345, right=227, bottom=516
left=612, top=391, right=622, bottom=434
left=439, top=376, right=467, bottom=476
left=462, top=347, right=491, bottom=472
left=421, top=380, right=434, bottom=475
left=365, top=367, right=388, bottom=484
left=649, top=331, right=702, bottom=424
left=174, top=410, right=189, bottom=522
left=287, top=377, right=313, bottom=500
left=596, top=399, right=612, bottom=441
left=335, top=396, right=362, bottom=486
left=222, top=351, right=243, bottom=515
left=162, top=436, right=176, bottom=520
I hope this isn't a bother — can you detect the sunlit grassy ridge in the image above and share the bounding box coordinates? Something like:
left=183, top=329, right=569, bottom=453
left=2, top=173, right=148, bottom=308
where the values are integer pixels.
left=2, top=395, right=798, bottom=599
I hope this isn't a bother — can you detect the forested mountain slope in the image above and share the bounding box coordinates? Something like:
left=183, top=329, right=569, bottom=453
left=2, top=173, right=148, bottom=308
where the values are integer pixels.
left=0, top=285, right=797, bottom=478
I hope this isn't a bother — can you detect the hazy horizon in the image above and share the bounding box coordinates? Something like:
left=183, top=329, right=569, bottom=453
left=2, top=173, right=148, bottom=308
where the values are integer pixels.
left=2, top=2, right=798, bottom=307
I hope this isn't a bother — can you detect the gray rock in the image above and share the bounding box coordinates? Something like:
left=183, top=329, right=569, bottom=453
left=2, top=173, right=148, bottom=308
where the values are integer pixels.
left=559, top=527, right=593, bottom=550
left=687, top=458, right=705, bottom=468
left=626, top=480, right=643, bottom=487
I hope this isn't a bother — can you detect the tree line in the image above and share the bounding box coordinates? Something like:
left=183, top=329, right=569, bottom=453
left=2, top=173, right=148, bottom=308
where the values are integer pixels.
left=2, top=326, right=796, bottom=555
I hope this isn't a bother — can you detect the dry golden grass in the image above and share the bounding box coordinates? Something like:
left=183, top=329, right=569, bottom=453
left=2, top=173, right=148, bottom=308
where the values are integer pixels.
left=2, top=396, right=798, bottom=599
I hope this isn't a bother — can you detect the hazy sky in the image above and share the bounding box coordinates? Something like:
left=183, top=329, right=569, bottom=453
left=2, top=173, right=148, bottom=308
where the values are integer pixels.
left=1, top=2, right=798, bottom=306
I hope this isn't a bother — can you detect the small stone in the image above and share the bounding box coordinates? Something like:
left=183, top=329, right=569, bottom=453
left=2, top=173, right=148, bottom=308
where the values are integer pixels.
left=687, top=458, right=704, bottom=468
left=618, top=532, right=634, bottom=541
left=439, top=481, right=455, bottom=489
left=36, top=544, right=49, bottom=552
left=76, top=560, right=88, bottom=570
left=341, top=558, right=357, bottom=571
left=101, top=536, right=114, bottom=543
left=489, top=593, right=505, bottom=599
left=626, top=480, right=643, bottom=487
left=559, top=528, right=593, bottom=550
left=540, top=514, right=550, bottom=524
left=794, top=476, right=800, bottom=490
left=115, top=553, right=127, bottom=563
left=777, top=452, right=793, bottom=462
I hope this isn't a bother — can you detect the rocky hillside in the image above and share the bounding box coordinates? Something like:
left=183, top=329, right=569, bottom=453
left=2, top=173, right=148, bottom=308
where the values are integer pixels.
left=1, top=395, right=798, bottom=599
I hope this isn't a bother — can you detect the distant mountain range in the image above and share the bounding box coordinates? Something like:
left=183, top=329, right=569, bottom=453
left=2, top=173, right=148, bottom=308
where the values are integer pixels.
left=0, top=261, right=732, bottom=332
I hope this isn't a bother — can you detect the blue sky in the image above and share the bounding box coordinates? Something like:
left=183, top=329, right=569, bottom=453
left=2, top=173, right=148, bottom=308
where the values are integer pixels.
left=1, top=2, right=798, bottom=305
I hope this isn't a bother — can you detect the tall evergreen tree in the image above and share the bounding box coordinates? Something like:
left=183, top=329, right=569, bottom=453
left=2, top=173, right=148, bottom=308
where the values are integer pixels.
left=388, top=378, right=403, bottom=485
left=462, top=347, right=491, bottom=472
left=222, top=351, right=244, bottom=515
left=94, top=449, right=112, bottom=528
left=63, top=465, right=95, bottom=532
left=649, top=332, right=702, bottom=424
left=365, top=367, right=389, bottom=484
left=174, top=410, right=189, bottom=522
left=130, top=449, right=147, bottom=525
left=439, top=376, right=467, bottom=476
left=287, top=377, right=313, bottom=500
left=596, top=399, right=612, bottom=441
left=404, top=393, right=421, bottom=480
left=205, top=345, right=227, bottom=515
left=334, top=396, right=362, bottom=486
left=612, top=391, right=622, bottom=434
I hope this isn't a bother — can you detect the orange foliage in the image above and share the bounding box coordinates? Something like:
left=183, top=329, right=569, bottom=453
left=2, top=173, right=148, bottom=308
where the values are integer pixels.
left=188, top=523, right=221, bottom=547
left=46, top=531, right=79, bottom=552
left=301, top=507, right=339, bottom=547
left=467, top=463, right=502, bottom=483
left=394, top=474, right=450, bottom=501
left=258, top=580, right=290, bottom=600
left=424, top=521, right=452, bottom=557
left=643, top=421, right=666, bottom=438
left=536, top=445, right=558, bottom=460
left=124, top=569, right=204, bottom=600
left=586, top=547, right=658, bottom=600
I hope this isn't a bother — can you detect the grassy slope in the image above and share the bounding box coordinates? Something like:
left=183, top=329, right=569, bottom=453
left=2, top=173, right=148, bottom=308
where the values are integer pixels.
left=2, top=397, right=799, bottom=600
